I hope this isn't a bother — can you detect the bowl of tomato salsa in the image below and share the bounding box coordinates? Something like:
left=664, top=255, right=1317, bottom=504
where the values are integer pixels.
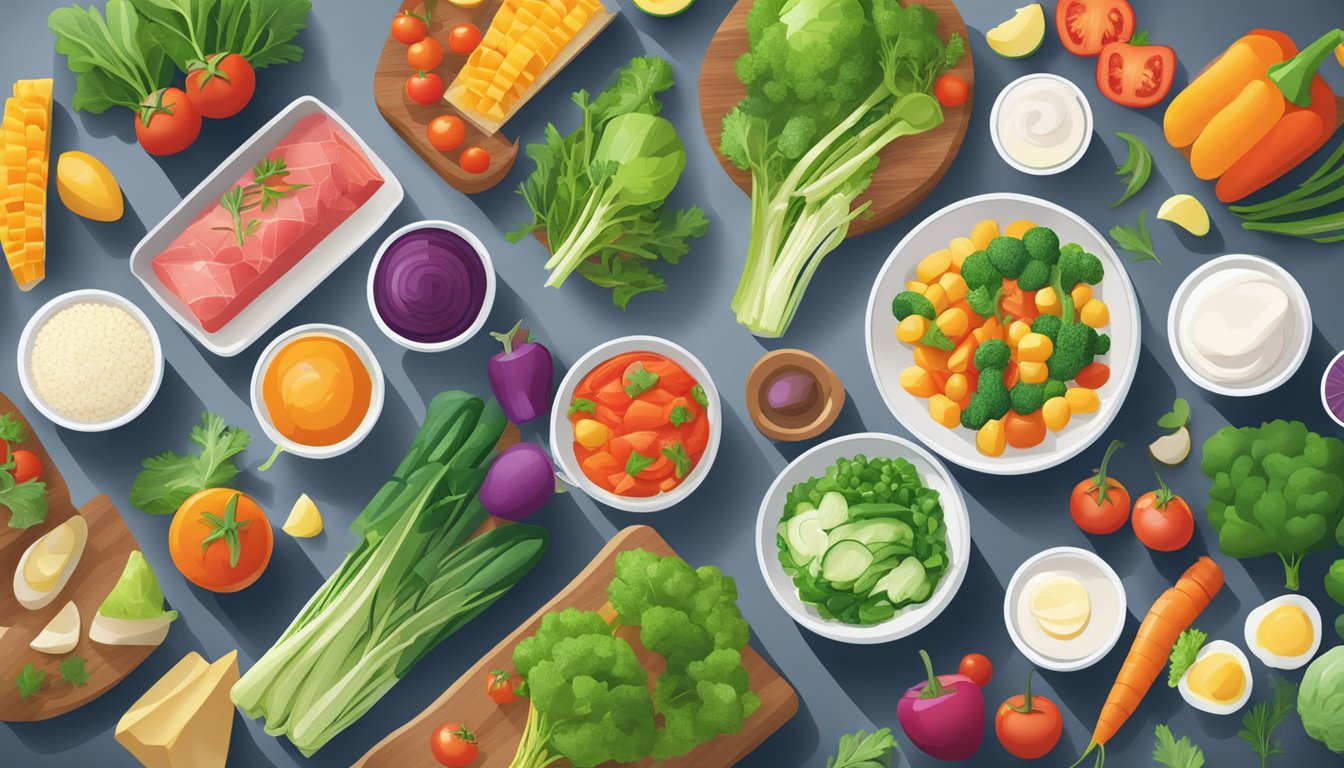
left=551, top=336, right=720, bottom=513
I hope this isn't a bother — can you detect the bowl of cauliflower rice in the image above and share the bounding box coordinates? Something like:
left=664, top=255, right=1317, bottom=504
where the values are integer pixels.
left=18, top=289, right=164, bottom=432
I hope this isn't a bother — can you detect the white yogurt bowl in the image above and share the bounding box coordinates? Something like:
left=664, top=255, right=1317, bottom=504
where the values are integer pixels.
left=17, top=289, right=164, bottom=432
left=1004, top=546, right=1126, bottom=672
left=250, top=324, right=385, bottom=461
left=990, top=73, right=1093, bottom=175
left=1168, top=254, right=1311, bottom=397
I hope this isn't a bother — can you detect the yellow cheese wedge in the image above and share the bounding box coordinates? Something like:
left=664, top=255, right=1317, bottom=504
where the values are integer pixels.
left=115, top=651, right=240, bottom=768
left=1028, top=573, right=1091, bottom=640
left=0, top=78, right=51, bottom=291
left=282, top=493, right=323, bottom=538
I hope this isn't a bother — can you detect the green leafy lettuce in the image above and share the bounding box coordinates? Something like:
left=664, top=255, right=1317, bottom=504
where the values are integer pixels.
left=98, top=551, right=178, bottom=622
left=1299, top=646, right=1344, bottom=754
left=49, top=0, right=174, bottom=113
left=128, top=0, right=310, bottom=72
left=130, top=412, right=249, bottom=516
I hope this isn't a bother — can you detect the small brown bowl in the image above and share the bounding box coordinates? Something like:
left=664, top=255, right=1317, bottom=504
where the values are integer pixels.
left=746, top=349, right=845, bottom=442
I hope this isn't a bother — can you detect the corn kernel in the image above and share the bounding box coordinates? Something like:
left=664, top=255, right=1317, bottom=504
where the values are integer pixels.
left=1017, top=333, right=1054, bottom=363
left=896, top=315, right=929, bottom=344
left=949, top=236, right=976, bottom=267
left=971, top=219, right=1000, bottom=251
left=948, top=338, right=975, bottom=372
left=977, top=419, right=1006, bottom=456
left=1065, top=387, right=1100, bottom=413
left=574, top=419, right=609, bottom=450
left=1042, top=397, right=1071, bottom=432
left=1035, top=286, right=1061, bottom=316
left=906, top=280, right=928, bottom=293
left=936, top=307, right=969, bottom=340
left=938, top=272, right=968, bottom=304
left=1070, top=284, right=1092, bottom=307
left=923, top=283, right=950, bottom=314
left=900, top=366, right=939, bottom=397
left=944, top=372, right=969, bottom=401
left=917, top=249, right=953, bottom=282
left=1018, top=360, right=1049, bottom=384
left=1081, top=299, right=1110, bottom=328
left=1005, top=219, right=1036, bottom=239
left=929, top=394, right=961, bottom=428
left=1007, top=320, right=1032, bottom=348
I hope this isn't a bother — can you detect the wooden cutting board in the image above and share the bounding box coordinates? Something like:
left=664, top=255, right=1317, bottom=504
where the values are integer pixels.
left=0, top=393, right=154, bottom=722
left=698, top=0, right=974, bottom=237
left=356, top=525, right=799, bottom=768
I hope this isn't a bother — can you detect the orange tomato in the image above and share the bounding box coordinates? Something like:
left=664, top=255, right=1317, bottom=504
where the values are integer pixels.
left=407, top=37, right=443, bottom=70
left=427, top=115, right=466, bottom=152
left=169, top=489, right=272, bottom=593
left=459, top=146, right=490, bottom=174
left=1004, top=410, right=1047, bottom=449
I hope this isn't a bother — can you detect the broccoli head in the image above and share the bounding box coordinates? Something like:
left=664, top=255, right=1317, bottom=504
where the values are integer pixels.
left=1031, top=313, right=1062, bottom=340
left=1044, top=380, right=1067, bottom=400
left=1016, top=259, right=1052, bottom=291
left=1094, top=333, right=1111, bottom=355
left=986, top=236, right=1028, bottom=279
left=1010, top=382, right=1046, bottom=414
left=1046, top=323, right=1099, bottom=382
left=973, top=338, right=1011, bottom=371
left=1201, top=420, right=1344, bottom=589
left=653, top=648, right=761, bottom=760
left=1058, top=244, right=1104, bottom=289
left=961, top=368, right=1010, bottom=429
left=959, top=251, right=1001, bottom=291
left=1023, top=226, right=1061, bottom=264
left=892, top=290, right=935, bottom=320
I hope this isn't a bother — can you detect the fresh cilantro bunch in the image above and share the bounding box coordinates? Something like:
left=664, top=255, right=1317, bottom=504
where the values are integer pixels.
left=130, top=413, right=249, bottom=515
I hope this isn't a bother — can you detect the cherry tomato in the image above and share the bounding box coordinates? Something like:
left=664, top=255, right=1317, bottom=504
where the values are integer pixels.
left=1096, top=36, right=1176, bottom=108
left=9, top=449, right=41, bottom=484
left=407, top=37, right=443, bottom=71
left=429, top=722, right=478, bottom=768
left=459, top=146, right=490, bottom=174
left=135, top=87, right=201, bottom=156
left=427, top=115, right=466, bottom=151
left=958, top=653, right=993, bottom=687
left=448, top=24, right=482, bottom=56
left=391, top=11, right=428, bottom=45
left=486, top=668, right=519, bottom=705
left=995, top=670, right=1063, bottom=759
left=1069, top=440, right=1131, bottom=534
left=186, top=52, right=256, bottom=119
left=934, top=73, right=968, bottom=108
left=406, top=71, right=445, bottom=105
left=1056, top=0, right=1136, bottom=56
left=1132, top=466, right=1193, bottom=551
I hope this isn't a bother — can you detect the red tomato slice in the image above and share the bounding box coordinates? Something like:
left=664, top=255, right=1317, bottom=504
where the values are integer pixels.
left=622, top=400, right=665, bottom=431
left=1097, top=39, right=1176, bottom=108
left=1056, top=0, right=1135, bottom=57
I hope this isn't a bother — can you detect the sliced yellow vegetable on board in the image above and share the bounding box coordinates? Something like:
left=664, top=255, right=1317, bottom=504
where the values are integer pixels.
left=1, top=78, right=51, bottom=292
left=1156, top=193, right=1210, bottom=236
left=633, top=0, right=695, bottom=17
left=986, top=4, right=1045, bottom=60
left=282, top=494, right=324, bottom=538
left=57, top=151, right=123, bottom=222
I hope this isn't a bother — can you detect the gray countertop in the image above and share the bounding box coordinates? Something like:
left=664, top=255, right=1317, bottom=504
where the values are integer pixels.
left=3, top=1, right=1343, bottom=766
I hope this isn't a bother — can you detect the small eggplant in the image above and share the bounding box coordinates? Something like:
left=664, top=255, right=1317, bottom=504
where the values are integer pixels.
left=487, top=320, right=553, bottom=423
left=897, top=649, right=985, bottom=761
left=481, top=443, right=555, bottom=520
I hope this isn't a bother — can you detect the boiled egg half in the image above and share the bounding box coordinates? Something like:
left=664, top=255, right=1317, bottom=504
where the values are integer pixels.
left=1244, top=594, right=1321, bottom=670
left=1177, top=639, right=1252, bottom=716
left=14, top=514, right=88, bottom=610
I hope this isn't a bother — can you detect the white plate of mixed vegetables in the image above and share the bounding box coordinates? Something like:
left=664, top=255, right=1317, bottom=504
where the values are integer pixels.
left=865, top=193, right=1141, bottom=475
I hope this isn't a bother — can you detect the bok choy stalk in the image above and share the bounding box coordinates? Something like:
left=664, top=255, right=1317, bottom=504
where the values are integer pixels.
left=231, top=392, right=548, bottom=756
left=721, top=0, right=966, bottom=337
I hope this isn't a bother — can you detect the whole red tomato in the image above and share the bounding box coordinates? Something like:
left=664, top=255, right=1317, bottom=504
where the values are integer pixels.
left=430, top=722, right=479, bottom=768
left=427, top=115, right=465, bottom=152
left=135, top=87, right=201, bottom=156
left=448, top=24, right=482, bottom=55
left=958, top=653, right=993, bottom=687
left=390, top=11, right=428, bottom=45
left=934, top=74, right=968, bottom=108
left=996, top=670, right=1063, bottom=759
left=186, top=53, right=256, bottom=119
left=1132, top=468, right=1193, bottom=551
left=1069, top=440, right=1131, bottom=534
left=459, top=146, right=490, bottom=174
left=406, top=71, right=445, bottom=105
left=486, top=668, right=519, bottom=704
left=1056, top=0, right=1136, bottom=56
left=9, top=449, right=41, bottom=484
left=407, top=37, right=443, bottom=71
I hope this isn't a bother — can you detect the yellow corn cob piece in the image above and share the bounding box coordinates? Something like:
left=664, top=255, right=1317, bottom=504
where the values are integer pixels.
left=0, top=78, right=51, bottom=291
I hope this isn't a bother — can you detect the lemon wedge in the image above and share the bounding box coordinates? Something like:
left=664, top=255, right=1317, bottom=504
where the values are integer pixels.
left=1157, top=194, right=1210, bottom=236
left=283, top=494, right=323, bottom=538
left=987, top=4, right=1045, bottom=59
left=449, top=0, right=484, bottom=7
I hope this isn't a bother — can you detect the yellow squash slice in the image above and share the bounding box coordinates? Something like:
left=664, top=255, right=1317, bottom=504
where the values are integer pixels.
left=1, top=78, right=52, bottom=292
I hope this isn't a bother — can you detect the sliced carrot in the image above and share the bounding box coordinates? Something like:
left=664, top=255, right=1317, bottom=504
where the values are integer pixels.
left=581, top=352, right=646, bottom=392
left=608, top=431, right=658, bottom=463
left=594, top=404, right=623, bottom=429
left=582, top=452, right=621, bottom=490
left=1074, top=362, right=1111, bottom=389
left=914, top=346, right=951, bottom=371
left=613, top=474, right=661, bottom=497
left=639, top=454, right=675, bottom=480
left=639, top=387, right=676, bottom=407
left=999, top=280, right=1038, bottom=322
left=663, top=396, right=695, bottom=425
left=643, top=358, right=695, bottom=395
left=595, top=378, right=630, bottom=408
left=622, top=400, right=665, bottom=431
left=1004, top=410, right=1046, bottom=449
left=659, top=476, right=680, bottom=492
left=685, top=414, right=710, bottom=454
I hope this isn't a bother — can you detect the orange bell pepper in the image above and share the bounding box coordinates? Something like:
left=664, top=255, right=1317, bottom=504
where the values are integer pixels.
left=1165, top=29, right=1342, bottom=202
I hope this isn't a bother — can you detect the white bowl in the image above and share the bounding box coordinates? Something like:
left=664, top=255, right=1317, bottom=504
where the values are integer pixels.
left=249, top=324, right=385, bottom=461
left=865, top=193, right=1141, bottom=474
left=366, top=220, right=496, bottom=352
left=1168, top=254, right=1311, bottom=397
left=1322, top=350, right=1344, bottom=428
left=130, top=96, right=404, bottom=357
left=755, top=433, right=971, bottom=644
left=1003, top=546, right=1127, bottom=672
left=550, top=335, right=721, bottom=513
left=990, top=73, right=1094, bottom=175
left=17, top=289, right=164, bottom=432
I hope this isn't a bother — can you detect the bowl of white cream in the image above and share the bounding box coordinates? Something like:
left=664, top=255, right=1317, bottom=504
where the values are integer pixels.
left=1004, top=547, right=1126, bottom=672
left=991, top=73, right=1092, bottom=175
left=1168, top=255, right=1311, bottom=396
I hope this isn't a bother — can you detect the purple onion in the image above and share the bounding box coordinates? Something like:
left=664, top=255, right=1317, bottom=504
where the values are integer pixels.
left=372, top=227, right=488, bottom=344
left=480, top=443, right=555, bottom=520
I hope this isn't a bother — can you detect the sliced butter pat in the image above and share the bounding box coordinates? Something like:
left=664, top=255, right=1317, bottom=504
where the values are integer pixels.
left=282, top=494, right=323, bottom=538
left=30, top=600, right=79, bottom=655
left=115, top=650, right=239, bottom=768
left=1029, top=572, right=1091, bottom=640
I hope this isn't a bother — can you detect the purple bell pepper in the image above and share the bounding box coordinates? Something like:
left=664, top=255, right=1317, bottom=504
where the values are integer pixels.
left=487, top=320, right=553, bottom=423
left=897, top=649, right=985, bottom=761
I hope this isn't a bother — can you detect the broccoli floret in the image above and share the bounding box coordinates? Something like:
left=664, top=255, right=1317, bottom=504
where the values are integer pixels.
left=1044, top=380, right=1067, bottom=400
left=961, top=368, right=1010, bottom=429
left=1010, top=382, right=1047, bottom=414
left=1095, top=333, right=1111, bottom=355
left=959, top=251, right=1001, bottom=291
left=1017, top=259, right=1052, bottom=291
left=986, top=236, right=1028, bottom=279
left=1047, top=324, right=1099, bottom=382
left=1031, top=314, right=1062, bottom=340
left=1023, top=227, right=1060, bottom=264
left=964, top=286, right=997, bottom=318
left=892, top=290, right=935, bottom=320
left=1059, top=245, right=1104, bottom=289
left=973, top=338, right=1011, bottom=370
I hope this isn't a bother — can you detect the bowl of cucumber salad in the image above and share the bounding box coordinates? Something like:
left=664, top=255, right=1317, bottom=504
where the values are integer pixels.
left=756, top=432, right=970, bottom=644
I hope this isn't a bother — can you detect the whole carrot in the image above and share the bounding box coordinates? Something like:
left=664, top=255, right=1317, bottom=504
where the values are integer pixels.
left=1073, top=557, right=1224, bottom=768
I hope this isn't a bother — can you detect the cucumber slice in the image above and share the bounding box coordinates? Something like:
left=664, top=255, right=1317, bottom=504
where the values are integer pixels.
left=785, top=509, right=825, bottom=561
left=817, top=492, right=849, bottom=529
left=821, top=540, right=873, bottom=583
left=871, top=557, right=927, bottom=604
left=830, top=518, right=914, bottom=547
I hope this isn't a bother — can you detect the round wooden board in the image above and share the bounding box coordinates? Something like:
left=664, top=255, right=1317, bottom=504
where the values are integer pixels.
left=0, top=393, right=153, bottom=722
left=698, top=0, right=974, bottom=237
left=372, top=0, right=518, bottom=194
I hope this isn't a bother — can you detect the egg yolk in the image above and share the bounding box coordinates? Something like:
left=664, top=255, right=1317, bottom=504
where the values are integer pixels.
left=1186, top=653, right=1245, bottom=704
left=262, top=336, right=372, bottom=447
left=1256, top=604, right=1313, bottom=657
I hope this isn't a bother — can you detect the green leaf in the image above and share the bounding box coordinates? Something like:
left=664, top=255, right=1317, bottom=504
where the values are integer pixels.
left=1111, top=132, right=1153, bottom=208
left=1158, top=397, right=1191, bottom=430
left=624, top=367, right=660, bottom=398
left=669, top=405, right=694, bottom=428
left=1167, top=627, right=1207, bottom=687
left=827, top=727, right=898, bottom=768
left=59, top=657, right=90, bottom=687
left=130, top=413, right=249, bottom=515
left=1153, top=724, right=1205, bottom=768
left=661, top=442, right=691, bottom=479
left=15, top=663, right=45, bottom=699
left=691, top=384, right=708, bottom=408
left=566, top=398, right=596, bottom=417
left=0, top=413, right=27, bottom=444
left=1237, top=675, right=1296, bottom=766
left=1110, top=210, right=1161, bottom=265
left=625, top=450, right=656, bottom=477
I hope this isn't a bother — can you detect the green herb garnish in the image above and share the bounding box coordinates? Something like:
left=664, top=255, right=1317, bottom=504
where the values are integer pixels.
left=1110, top=209, right=1161, bottom=265
left=669, top=405, right=694, bottom=428
left=1158, top=398, right=1190, bottom=430
left=625, top=450, right=656, bottom=476
left=624, top=367, right=659, bottom=398
left=15, top=663, right=44, bottom=699
left=826, top=727, right=898, bottom=768
left=1111, top=132, right=1152, bottom=207
left=690, top=384, right=708, bottom=408
left=1167, top=627, right=1207, bottom=687
left=212, top=158, right=309, bottom=246
left=129, top=413, right=250, bottom=516
left=661, top=442, right=691, bottom=479
left=567, top=398, right=596, bottom=417
left=1153, top=724, right=1205, bottom=768
left=1237, top=675, right=1297, bottom=768
left=59, top=657, right=90, bottom=687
